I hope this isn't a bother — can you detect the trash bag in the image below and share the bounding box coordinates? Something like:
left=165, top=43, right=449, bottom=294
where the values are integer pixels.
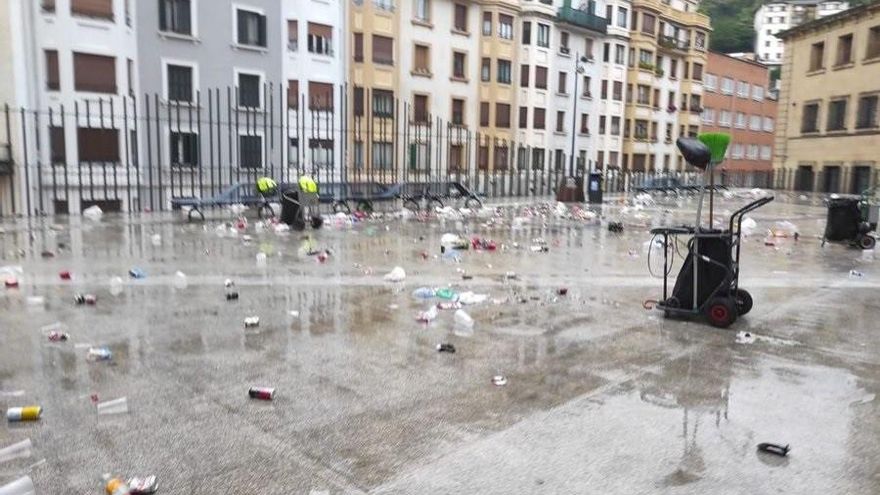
left=82, top=205, right=103, bottom=221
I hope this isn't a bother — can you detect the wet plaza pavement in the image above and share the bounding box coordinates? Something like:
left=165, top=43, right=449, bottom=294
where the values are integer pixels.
left=1, top=192, right=879, bottom=494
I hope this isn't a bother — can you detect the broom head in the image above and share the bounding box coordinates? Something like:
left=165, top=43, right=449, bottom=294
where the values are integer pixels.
left=698, top=132, right=731, bottom=164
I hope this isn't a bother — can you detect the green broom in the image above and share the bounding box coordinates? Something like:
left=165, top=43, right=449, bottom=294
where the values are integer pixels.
left=698, top=132, right=732, bottom=226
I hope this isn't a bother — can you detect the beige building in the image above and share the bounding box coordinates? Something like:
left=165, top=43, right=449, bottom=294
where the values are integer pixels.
left=775, top=0, right=880, bottom=193
left=0, top=1, right=17, bottom=215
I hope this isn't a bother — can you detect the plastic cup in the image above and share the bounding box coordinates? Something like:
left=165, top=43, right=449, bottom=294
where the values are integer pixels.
left=0, top=475, right=35, bottom=495
left=0, top=439, right=32, bottom=464
left=96, top=397, right=128, bottom=416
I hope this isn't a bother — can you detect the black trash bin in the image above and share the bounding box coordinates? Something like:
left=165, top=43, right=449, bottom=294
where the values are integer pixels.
left=281, top=189, right=306, bottom=230
left=588, top=173, right=603, bottom=204
left=824, top=197, right=861, bottom=242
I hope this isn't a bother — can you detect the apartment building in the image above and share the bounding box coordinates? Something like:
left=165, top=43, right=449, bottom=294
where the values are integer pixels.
left=754, top=0, right=849, bottom=66
left=0, top=2, right=18, bottom=215
left=775, top=0, right=880, bottom=194
left=622, top=0, right=710, bottom=172
left=595, top=0, right=632, bottom=171
left=702, top=52, right=776, bottom=184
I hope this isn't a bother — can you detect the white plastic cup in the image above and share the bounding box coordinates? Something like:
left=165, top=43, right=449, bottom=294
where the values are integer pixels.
left=0, top=439, right=32, bottom=465
left=0, top=475, right=35, bottom=495
left=109, top=276, right=124, bottom=296
left=96, top=397, right=128, bottom=416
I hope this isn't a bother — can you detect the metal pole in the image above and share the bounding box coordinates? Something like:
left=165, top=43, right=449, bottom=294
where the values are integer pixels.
left=569, top=53, right=580, bottom=178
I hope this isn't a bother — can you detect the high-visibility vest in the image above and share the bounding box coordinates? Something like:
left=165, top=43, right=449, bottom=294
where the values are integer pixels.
left=256, top=177, right=277, bottom=194
left=298, top=176, right=318, bottom=193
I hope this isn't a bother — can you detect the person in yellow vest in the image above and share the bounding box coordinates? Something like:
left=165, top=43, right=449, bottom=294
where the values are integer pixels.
left=298, top=175, right=318, bottom=194
left=297, top=175, right=322, bottom=228
left=256, top=176, right=278, bottom=196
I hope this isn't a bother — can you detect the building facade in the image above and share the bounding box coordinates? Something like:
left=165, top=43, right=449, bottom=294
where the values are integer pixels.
left=775, top=0, right=880, bottom=194
left=754, top=0, right=849, bottom=67
left=622, top=0, right=710, bottom=172
left=701, top=51, right=776, bottom=185
left=0, top=1, right=18, bottom=215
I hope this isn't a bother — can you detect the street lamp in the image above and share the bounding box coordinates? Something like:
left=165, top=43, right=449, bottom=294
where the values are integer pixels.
left=569, top=54, right=589, bottom=176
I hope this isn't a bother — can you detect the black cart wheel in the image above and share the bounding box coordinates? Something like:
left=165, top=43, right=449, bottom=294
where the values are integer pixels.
left=859, top=235, right=876, bottom=250
left=258, top=204, right=275, bottom=220
left=356, top=200, right=374, bottom=213
left=705, top=297, right=738, bottom=328
left=734, top=289, right=753, bottom=316
left=403, top=198, right=420, bottom=211
left=333, top=201, right=351, bottom=214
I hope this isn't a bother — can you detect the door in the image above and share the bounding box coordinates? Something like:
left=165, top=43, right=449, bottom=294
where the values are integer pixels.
left=851, top=166, right=872, bottom=194
left=794, top=165, right=814, bottom=191
left=822, top=166, right=841, bottom=193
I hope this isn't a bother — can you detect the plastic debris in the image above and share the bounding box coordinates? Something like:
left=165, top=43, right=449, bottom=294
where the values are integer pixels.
left=225, top=278, right=235, bottom=288
left=458, top=292, right=488, bottom=306
left=557, top=288, right=569, bottom=296
left=48, top=330, right=70, bottom=342
left=435, top=288, right=457, bottom=300
left=437, top=301, right=462, bottom=310
left=757, top=443, right=790, bottom=457
left=453, top=309, right=474, bottom=330
left=608, top=222, right=624, bottom=233
left=87, top=347, right=113, bottom=362
left=491, top=375, right=508, bottom=387
left=102, top=474, right=130, bottom=495
left=0, top=439, right=32, bottom=466
left=173, top=271, right=188, bottom=290
left=741, top=217, right=758, bottom=236
left=248, top=387, right=275, bottom=400
left=770, top=221, right=799, bottom=238
left=26, top=296, right=45, bottom=307
left=59, top=270, right=72, bottom=280
left=226, top=292, right=239, bottom=301
left=256, top=252, right=268, bottom=269
left=109, top=277, right=124, bottom=296
left=74, top=293, right=97, bottom=305
left=417, top=306, right=439, bottom=323
left=96, top=397, right=129, bottom=416
left=4, top=277, right=19, bottom=288
left=436, top=343, right=456, bottom=353
left=735, top=331, right=756, bottom=344
left=244, top=316, right=260, bottom=328
left=128, top=476, right=159, bottom=494
left=0, top=476, right=35, bottom=495
left=471, top=237, right=497, bottom=251
left=412, top=287, right=436, bottom=299
left=129, top=268, right=146, bottom=279
left=150, top=234, right=162, bottom=246
left=6, top=406, right=42, bottom=422
left=82, top=205, right=103, bottom=221
left=0, top=391, right=25, bottom=398
left=384, top=266, right=406, bottom=282
left=849, top=269, right=864, bottom=278
left=440, top=233, right=469, bottom=253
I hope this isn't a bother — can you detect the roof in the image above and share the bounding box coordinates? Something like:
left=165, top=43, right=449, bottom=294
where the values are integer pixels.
left=777, top=0, right=880, bottom=39
left=710, top=50, right=772, bottom=71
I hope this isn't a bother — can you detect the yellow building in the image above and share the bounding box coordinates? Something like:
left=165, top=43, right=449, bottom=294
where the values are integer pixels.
left=775, top=0, right=880, bottom=193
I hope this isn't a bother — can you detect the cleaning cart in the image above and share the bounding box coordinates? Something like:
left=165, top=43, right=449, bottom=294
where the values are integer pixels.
left=822, top=189, right=878, bottom=250
left=648, top=135, right=773, bottom=328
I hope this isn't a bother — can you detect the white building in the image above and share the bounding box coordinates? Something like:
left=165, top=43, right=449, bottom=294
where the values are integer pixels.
left=596, top=0, right=630, bottom=171
left=754, top=0, right=849, bottom=66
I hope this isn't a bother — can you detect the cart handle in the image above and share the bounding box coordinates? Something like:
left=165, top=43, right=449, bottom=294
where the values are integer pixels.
left=729, top=196, right=774, bottom=232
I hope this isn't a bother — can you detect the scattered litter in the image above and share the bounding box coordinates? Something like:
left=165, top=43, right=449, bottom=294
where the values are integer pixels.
left=453, top=309, right=474, bottom=330
left=173, top=271, right=188, bottom=290
left=412, top=287, right=435, bottom=299
left=96, top=397, right=129, bottom=416
left=770, top=221, right=799, bottom=238
left=471, top=237, right=497, bottom=251
left=224, top=278, right=235, bottom=288
left=150, top=234, right=162, bottom=246
left=0, top=439, right=33, bottom=465
left=4, top=277, right=19, bottom=288
left=384, top=266, right=406, bottom=282
left=248, top=387, right=275, bottom=400
left=26, top=296, right=44, bottom=307
left=530, top=245, right=550, bottom=253
left=244, top=316, right=260, bottom=328
left=74, top=294, right=97, bottom=305
left=129, top=268, right=146, bottom=279
left=416, top=306, right=439, bottom=323
left=0, top=476, right=35, bottom=495
left=741, top=217, right=758, bottom=236
left=225, top=292, right=239, bottom=301
left=461, top=274, right=473, bottom=280
left=82, top=205, right=103, bottom=221
left=757, top=443, right=790, bottom=457
left=255, top=252, right=268, bottom=269
left=557, top=288, right=569, bottom=296
left=849, top=269, right=864, bottom=278
left=736, top=331, right=756, bottom=344
left=6, top=406, right=42, bottom=422
left=128, top=475, right=159, bottom=494
left=491, top=375, right=508, bottom=387
left=458, top=292, right=488, bottom=306
left=48, top=330, right=70, bottom=342
left=608, top=222, right=624, bottom=233
left=735, top=331, right=799, bottom=346
left=435, top=288, right=457, bottom=300
left=436, top=343, right=456, bottom=353
left=287, top=310, right=300, bottom=319
left=109, top=276, right=124, bottom=296
left=59, top=271, right=72, bottom=280
left=504, top=271, right=517, bottom=280
left=0, top=391, right=25, bottom=398
left=86, top=347, right=113, bottom=362
left=440, top=233, right=469, bottom=253
left=851, top=393, right=875, bottom=406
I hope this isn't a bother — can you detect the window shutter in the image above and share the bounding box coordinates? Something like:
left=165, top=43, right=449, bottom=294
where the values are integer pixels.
left=158, top=0, right=167, bottom=30
left=288, top=20, right=298, bottom=44
left=288, top=80, right=299, bottom=109
left=74, top=53, right=117, bottom=93
left=309, top=82, right=334, bottom=110
left=45, top=50, right=60, bottom=90
left=71, top=0, right=113, bottom=19
left=237, top=10, right=247, bottom=43
left=78, top=128, right=120, bottom=162
left=258, top=15, right=267, bottom=46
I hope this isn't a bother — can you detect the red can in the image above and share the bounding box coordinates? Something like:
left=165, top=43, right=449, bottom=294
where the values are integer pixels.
left=248, top=387, right=275, bottom=400
left=60, top=271, right=72, bottom=280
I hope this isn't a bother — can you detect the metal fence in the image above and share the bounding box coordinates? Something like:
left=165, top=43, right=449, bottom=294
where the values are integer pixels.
left=0, top=83, right=782, bottom=217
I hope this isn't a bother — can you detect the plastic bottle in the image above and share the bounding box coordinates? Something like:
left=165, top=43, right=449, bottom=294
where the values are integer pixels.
left=454, top=309, right=474, bottom=329
left=411, top=287, right=435, bottom=299
left=102, top=474, right=130, bottom=495
left=96, top=397, right=129, bottom=416
left=0, top=475, right=35, bottom=495
left=109, top=276, right=124, bottom=296
left=435, top=288, right=458, bottom=300
left=0, top=439, right=32, bottom=465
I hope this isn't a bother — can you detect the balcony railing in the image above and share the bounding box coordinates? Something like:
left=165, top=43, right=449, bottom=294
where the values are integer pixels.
left=658, top=35, right=689, bottom=51
left=557, top=6, right=607, bottom=35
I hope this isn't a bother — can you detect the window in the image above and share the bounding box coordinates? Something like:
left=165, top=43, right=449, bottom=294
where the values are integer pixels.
left=702, top=108, right=715, bottom=124
left=836, top=34, right=853, bottom=66
left=535, top=66, right=548, bottom=89
left=760, top=145, right=772, bottom=160
left=518, top=106, right=528, bottom=128
left=452, top=98, right=465, bottom=125
left=731, top=143, right=744, bottom=159
left=351, top=140, right=362, bottom=169
left=579, top=113, right=589, bottom=134
left=412, top=94, right=429, bottom=122
left=42, top=0, right=56, bottom=12
left=453, top=52, right=466, bottom=79
left=159, top=0, right=191, bottom=35
left=749, top=115, right=762, bottom=130
left=827, top=99, right=847, bottom=131
left=288, top=80, right=300, bottom=109
left=721, top=77, right=734, bottom=95
left=45, top=50, right=59, bottom=91
left=78, top=128, right=119, bottom=163
left=634, top=120, right=648, bottom=139
left=585, top=38, right=594, bottom=59
left=719, top=110, right=732, bottom=127
left=867, top=26, right=880, bottom=59
left=692, top=63, right=703, bottom=81
left=449, top=144, right=464, bottom=171
left=557, top=71, right=567, bottom=94
left=618, top=7, right=627, bottom=28
left=71, top=0, right=112, bottom=19
left=537, top=23, right=550, bottom=48
left=373, top=90, right=393, bottom=117
left=73, top=53, right=116, bottom=93
left=454, top=4, right=468, bottom=32
left=495, top=103, right=511, bottom=128
left=736, top=81, right=749, bottom=98
left=611, top=116, right=620, bottom=136
left=534, top=149, right=546, bottom=171
left=560, top=31, right=570, bottom=53
left=598, top=115, right=606, bottom=134
left=310, top=139, right=333, bottom=168
left=287, top=21, right=298, bottom=50
left=639, top=49, right=653, bottom=64
left=167, top=64, right=193, bottom=103
left=498, top=14, right=513, bottom=40
left=236, top=8, right=267, bottom=48
left=690, top=94, right=701, bottom=111
left=653, top=88, right=660, bottom=108
left=170, top=132, right=199, bottom=167
left=478, top=146, right=488, bottom=169
left=307, top=23, right=333, bottom=56
left=373, top=35, right=394, bottom=65
left=414, top=44, right=430, bottom=74
left=735, top=112, right=746, bottom=128
left=482, top=12, right=492, bottom=36
left=753, top=85, right=765, bottom=101
left=522, top=21, right=532, bottom=44
left=763, top=116, right=774, bottom=132
left=533, top=108, right=546, bottom=129
left=636, top=85, right=650, bottom=105
left=801, top=103, right=820, bottom=133
left=612, top=81, right=622, bottom=101
left=810, top=42, right=825, bottom=71
left=601, top=79, right=608, bottom=99
left=582, top=75, right=591, bottom=97
left=520, top=64, right=530, bottom=87
left=481, top=58, right=491, bottom=82
left=606, top=5, right=612, bottom=25
left=642, top=13, right=656, bottom=34
left=353, top=33, right=364, bottom=62
left=494, top=145, right=509, bottom=170
left=50, top=127, right=65, bottom=165
left=665, top=123, right=673, bottom=141
left=414, top=0, right=430, bottom=22
left=603, top=43, right=610, bottom=62
left=747, top=144, right=759, bottom=160
left=480, top=102, right=490, bottom=126
left=237, top=73, right=261, bottom=108
left=309, top=81, right=334, bottom=111
left=615, top=44, right=625, bottom=64
left=857, top=95, right=879, bottom=129
left=623, top=118, right=630, bottom=138
left=497, top=59, right=512, bottom=84
left=669, top=59, right=678, bottom=79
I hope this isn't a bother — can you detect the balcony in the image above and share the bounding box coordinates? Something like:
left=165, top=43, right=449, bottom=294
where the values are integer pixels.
left=658, top=35, right=689, bottom=52
left=557, top=6, right=607, bottom=35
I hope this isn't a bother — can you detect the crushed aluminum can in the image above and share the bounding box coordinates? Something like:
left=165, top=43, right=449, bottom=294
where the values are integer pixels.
left=248, top=387, right=275, bottom=400
left=6, top=406, right=42, bottom=422
left=244, top=316, right=260, bottom=328
left=48, top=331, right=69, bottom=342
left=127, top=475, right=159, bottom=494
